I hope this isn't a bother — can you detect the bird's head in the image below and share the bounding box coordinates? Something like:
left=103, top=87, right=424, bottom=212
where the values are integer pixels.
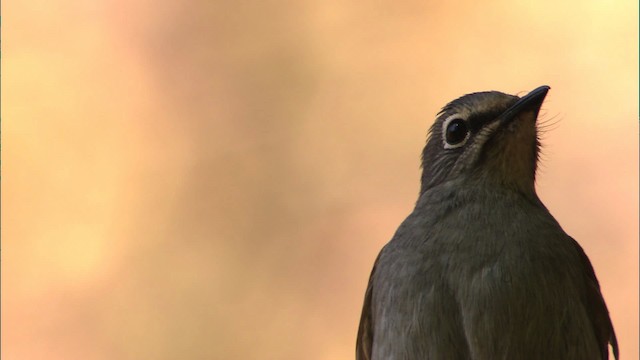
left=420, top=86, right=549, bottom=196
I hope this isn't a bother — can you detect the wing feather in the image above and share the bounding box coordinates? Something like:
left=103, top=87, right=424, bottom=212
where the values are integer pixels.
left=571, top=237, right=619, bottom=359
left=356, top=256, right=380, bottom=360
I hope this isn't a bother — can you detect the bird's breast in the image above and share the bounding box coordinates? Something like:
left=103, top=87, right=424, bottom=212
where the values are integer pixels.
left=370, top=190, right=595, bottom=359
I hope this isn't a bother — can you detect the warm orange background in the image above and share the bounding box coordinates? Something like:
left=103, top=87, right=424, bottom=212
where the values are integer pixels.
left=3, top=1, right=638, bottom=359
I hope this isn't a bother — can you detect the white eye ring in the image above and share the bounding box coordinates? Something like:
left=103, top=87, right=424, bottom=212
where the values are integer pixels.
left=442, top=115, right=470, bottom=149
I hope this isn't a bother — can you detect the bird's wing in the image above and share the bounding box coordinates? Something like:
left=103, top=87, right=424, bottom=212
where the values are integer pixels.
left=571, top=237, right=619, bottom=360
left=356, top=254, right=380, bottom=360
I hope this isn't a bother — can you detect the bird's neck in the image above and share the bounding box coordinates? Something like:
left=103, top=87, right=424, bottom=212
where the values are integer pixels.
left=416, top=177, right=542, bottom=212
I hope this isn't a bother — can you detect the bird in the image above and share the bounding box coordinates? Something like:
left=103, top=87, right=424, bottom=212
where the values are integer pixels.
left=356, top=86, right=618, bottom=360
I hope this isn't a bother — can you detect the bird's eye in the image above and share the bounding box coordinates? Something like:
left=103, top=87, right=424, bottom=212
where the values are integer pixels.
left=443, top=117, right=470, bottom=148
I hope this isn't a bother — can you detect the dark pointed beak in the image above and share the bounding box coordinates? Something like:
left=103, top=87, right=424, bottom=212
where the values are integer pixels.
left=501, top=85, right=550, bottom=124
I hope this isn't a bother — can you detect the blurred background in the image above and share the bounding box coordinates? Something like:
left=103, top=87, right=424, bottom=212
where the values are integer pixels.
left=3, top=0, right=638, bottom=359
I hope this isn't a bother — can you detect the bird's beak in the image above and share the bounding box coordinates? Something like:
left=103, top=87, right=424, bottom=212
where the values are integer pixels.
left=500, top=85, right=550, bottom=125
